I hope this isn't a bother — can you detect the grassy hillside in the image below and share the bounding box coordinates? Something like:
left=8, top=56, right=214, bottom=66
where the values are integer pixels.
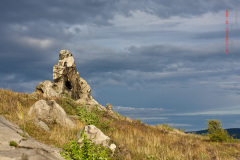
left=0, top=88, right=240, bottom=160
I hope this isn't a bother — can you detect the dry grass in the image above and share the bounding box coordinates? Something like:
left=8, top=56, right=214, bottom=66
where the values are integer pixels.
left=109, top=118, right=240, bottom=160
left=0, top=88, right=240, bottom=160
left=0, top=89, right=85, bottom=148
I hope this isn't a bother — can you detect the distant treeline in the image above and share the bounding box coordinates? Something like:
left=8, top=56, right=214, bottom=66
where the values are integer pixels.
left=187, top=128, right=240, bottom=139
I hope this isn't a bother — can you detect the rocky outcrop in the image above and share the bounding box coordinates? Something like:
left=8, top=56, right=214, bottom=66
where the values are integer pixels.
left=0, top=115, right=63, bottom=160
left=36, top=80, right=58, bottom=98
left=36, top=49, right=98, bottom=106
left=76, top=125, right=116, bottom=152
left=28, top=100, right=75, bottom=128
left=106, top=103, right=113, bottom=111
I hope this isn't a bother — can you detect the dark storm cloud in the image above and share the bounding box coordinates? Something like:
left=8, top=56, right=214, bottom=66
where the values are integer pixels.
left=0, top=0, right=238, bottom=92
left=77, top=43, right=239, bottom=74
left=0, top=0, right=234, bottom=83
left=72, top=42, right=240, bottom=90
left=0, top=0, right=234, bottom=26
left=144, top=0, right=234, bottom=18
left=0, top=22, right=61, bottom=80
left=0, top=0, right=116, bottom=25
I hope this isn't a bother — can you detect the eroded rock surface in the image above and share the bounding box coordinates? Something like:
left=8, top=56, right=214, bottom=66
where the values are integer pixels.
left=0, top=115, right=63, bottom=160
left=28, top=100, right=75, bottom=128
left=36, top=49, right=98, bottom=106
left=76, top=125, right=116, bottom=152
left=36, top=80, right=58, bottom=98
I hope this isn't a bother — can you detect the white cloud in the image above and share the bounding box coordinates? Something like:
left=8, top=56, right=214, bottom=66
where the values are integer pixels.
left=111, top=9, right=226, bottom=35
left=20, top=37, right=54, bottom=49
left=0, top=74, right=16, bottom=81
left=111, top=10, right=175, bottom=31
left=167, top=123, right=192, bottom=127
left=176, top=10, right=226, bottom=32
left=114, top=106, right=165, bottom=112
left=168, top=106, right=240, bottom=116
left=141, top=117, right=168, bottom=120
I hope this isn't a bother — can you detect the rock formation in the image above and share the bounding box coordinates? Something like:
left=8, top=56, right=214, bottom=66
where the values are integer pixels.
left=0, top=115, right=63, bottom=160
left=36, top=49, right=98, bottom=106
left=106, top=103, right=113, bottom=111
left=28, top=100, right=75, bottom=129
left=76, top=125, right=116, bottom=152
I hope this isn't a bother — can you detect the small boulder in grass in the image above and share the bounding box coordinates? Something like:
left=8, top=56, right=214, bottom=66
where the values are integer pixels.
left=76, top=125, right=116, bottom=153
left=28, top=100, right=75, bottom=128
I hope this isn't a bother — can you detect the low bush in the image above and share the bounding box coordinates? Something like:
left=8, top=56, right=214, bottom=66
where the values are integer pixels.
left=207, top=119, right=236, bottom=142
left=61, top=133, right=111, bottom=160
left=62, top=94, right=79, bottom=115
left=161, top=123, right=174, bottom=131
left=77, top=105, right=100, bottom=126
left=77, top=105, right=114, bottom=134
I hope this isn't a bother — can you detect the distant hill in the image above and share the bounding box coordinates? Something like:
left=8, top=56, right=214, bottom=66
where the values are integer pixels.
left=188, top=128, right=240, bottom=139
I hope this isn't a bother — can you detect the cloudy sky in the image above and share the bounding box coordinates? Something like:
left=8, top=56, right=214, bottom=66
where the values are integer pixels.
left=1, top=0, right=240, bottom=131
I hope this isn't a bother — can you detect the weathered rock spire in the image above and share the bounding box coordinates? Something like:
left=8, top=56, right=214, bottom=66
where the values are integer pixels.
left=36, top=49, right=98, bottom=106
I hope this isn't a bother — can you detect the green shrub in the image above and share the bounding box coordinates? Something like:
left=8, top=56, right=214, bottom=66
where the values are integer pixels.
left=113, top=111, right=124, bottom=119
left=136, top=118, right=142, bottom=123
left=177, top=128, right=185, bottom=132
left=207, top=119, right=235, bottom=142
left=162, top=123, right=174, bottom=131
left=61, top=134, right=111, bottom=160
left=77, top=105, right=100, bottom=126
left=77, top=105, right=115, bottom=134
left=146, top=155, right=158, bottom=160
left=61, top=95, right=114, bottom=134
left=62, top=94, right=79, bottom=115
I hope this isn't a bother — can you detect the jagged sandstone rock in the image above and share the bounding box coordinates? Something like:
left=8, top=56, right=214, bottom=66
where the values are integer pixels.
left=52, top=50, right=81, bottom=100
left=76, top=125, right=116, bottom=152
left=36, top=49, right=98, bottom=106
left=28, top=100, right=75, bottom=128
left=0, top=115, right=63, bottom=160
left=36, top=80, right=58, bottom=97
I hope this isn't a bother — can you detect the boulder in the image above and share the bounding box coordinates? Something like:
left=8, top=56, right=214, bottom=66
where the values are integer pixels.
left=35, top=49, right=99, bottom=106
left=36, top=80, right=58, bottom=97
left=0, top=115, right=63, bottom=160
left=28, top=100, right=75, bottom=128
left=32, top=118, right=51, bottom=132
left=106, top=103, right=113, bottom=111
left=76, top=125, right=116, bottom=152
